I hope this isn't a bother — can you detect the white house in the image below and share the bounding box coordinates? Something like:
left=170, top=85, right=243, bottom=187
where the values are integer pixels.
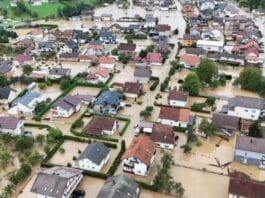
left=199, top=1, right=214, bottom=11
left=52, top=95, right=81, bottom=118
left=82, top=116, right=117, bottom=136
left=48, top=67, right=71, bottom=80
left=167, top=90, right=189, bottom=107
left=0, top=86, right=18, bottom=109
left=0, top=116, right=24, bottom=135
left=8, top=92, right=44, bottom=115
left=31, top=167, right=83, bottom=198
left=225, top=96, right=265, bottom=120
left=135, top=121, right=154, bottom=134
left=197, top=40, right=224, bottom=53
left=76, top=142, right=110, bottom=172
left=122, top=135, right=156, bottom=176
left=151, top=123, right=175, bottom=150
left=98, top=56, right=115, bottom=69
left=157, top=107, right=191, bottom=128
left=234, top=135, right=265, bottom=169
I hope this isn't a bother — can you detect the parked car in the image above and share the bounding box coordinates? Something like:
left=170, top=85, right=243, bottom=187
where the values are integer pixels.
left=23, top=131, right=33, bottom=137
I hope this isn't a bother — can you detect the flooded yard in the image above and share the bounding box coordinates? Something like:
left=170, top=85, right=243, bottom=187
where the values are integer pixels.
left=69, top=86, right=101, bottom=96
left=109, top=63, right=135, bottom=84
left=23, top=126, right=49, bottom=137
left=34, top=84, right=62, bottom=101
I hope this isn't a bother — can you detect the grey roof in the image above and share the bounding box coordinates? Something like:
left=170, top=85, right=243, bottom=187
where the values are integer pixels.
left=0, top=86, right=14, bottom=99
left=78, top=142, right=110, bottom=165
left=89, top=40, right=103, bottom=45
left=212, top=113, right=239, bottom=131
left=31, top=167, right=83, bottom=198
left=228, top=96, right=265, bottom=110
left=94, top=91, right=123, bottom=107
left=0, top=116, right=20, bottom=130
left=0, top=61, right=12, bottom=74
left=134, top=66, right=152, bottom=78
left=99, top=31, right=114, bottom=38
left=38, top=42, right=54, bottom=49
left=66, top=40, right=78, bottom=50
left=53, top=95, right=81, bottom=111
left=49, top=67, right=71, bottom=76
left=18, top=92, right=41, bottom=106
left=236, top=135, right=265, bottom=154
left=97, top=175, right=140, bottom=198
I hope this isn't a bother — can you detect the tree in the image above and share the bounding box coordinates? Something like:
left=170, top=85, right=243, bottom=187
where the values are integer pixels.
left=15, top=136, right=34, bottom=152
left=236, top=68, right=262, bottom=92
left=139, top=49, right=148, bottom=58
left=196, top=58, right=218, bottom=85
left=47, top=128, right=63, bottom=142
left=249, top=121, right=263, bottom=138
left=199, top=119, right=216, bottom=138
left=27, top=151, right=42, bottom=166
left=111, top=48, right=118, bottom=56
left=183, top=72, right=201, bottom=96
left=239, top=0, right=250, bottom=7
left=38, top=82, right=47, bottom=89
left=0, top=75, right=8, bottom=87
left=36, top=134, right=45, bottom=145
left=59, top=79, right=71, bottom=91
left=118, top=53, right=130, bottom=64
left=140, top=110, right=151, bottom=118
left=23, top=65, right=33, bottom=75
left=0, top=151, right=12, bottom=168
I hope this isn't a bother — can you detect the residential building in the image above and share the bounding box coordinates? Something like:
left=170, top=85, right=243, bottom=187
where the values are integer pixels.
left=123, top=82, right=143, bottom=98
left=15, top=54, right=33, bottom=66
left=98, top=56, right=115, bottom=69
left=48, top=67, right=71, bottom=80
left=224, top=96, right=265, bottom=120
left=97, top=175, right=141, bottom=198
left=82, top=116, right=117, bottom=136
left=234, top=135, right=265, bottom=169
left=179, top=54, right=200, bottom=68
left=151, top=123, right=175, bottom=149
left=93, top=91, right=123, bottom=114
left=157, top=107, right=191, bottom=127
left=182, top=34, right=200, bottom=47
left=135, top=121, right=154, bottom=134
left=52, top=95, right=81, bottom=117
left=99, top=32, right=116, bottom=44
left=0, top=86, right=17, bottom=108
left=9, top=92, right=44, bottom=115
left=122, top=135, right=156, bottom=176
left=59, top=52, right=79, bottom=62
left=197, top=40, right=224, bottom=53
left=76, top=142, right=110, bottom=172
left=117, top=43, right=136, bottom=55
left=0, top=61, right=12, bottom=79
left=30, top=167, right=83, bottom=198
left=134, top=66, right=152, bottom=84
left=155, top=24, right=171, bottom=36
left=86, top=68, right=110, bottom=84
left=212, top=113, right=239, bottom=136
left=0, top=116, right=24, bottom=135
left=167, top=90, right=189, bottom=107
left=146, top=52, right=162, bottom=66
left=86, top=40, right=105, bottom=56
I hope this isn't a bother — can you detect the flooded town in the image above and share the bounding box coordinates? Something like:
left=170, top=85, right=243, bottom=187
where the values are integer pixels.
left=1, top=0, right=265, bottom=197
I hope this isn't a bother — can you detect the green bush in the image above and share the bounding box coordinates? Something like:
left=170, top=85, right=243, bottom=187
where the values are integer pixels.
left=119, top=119, right=130, bottom=136
left=150, top=77, right=159, bottom=91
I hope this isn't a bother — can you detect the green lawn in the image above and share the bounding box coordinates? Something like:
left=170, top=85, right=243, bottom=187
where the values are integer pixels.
left=0, top=0, right=96, bottom=20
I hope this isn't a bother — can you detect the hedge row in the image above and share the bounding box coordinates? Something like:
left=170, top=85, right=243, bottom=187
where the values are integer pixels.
left=136, top=181, right=158, bottom=192
left=150, top=77, right=160, bottom=91
left=173, top=126, right=187, bottom=133
left=42, top=138, right=64, bottom=164
left=24, top=123, right=51, bottom=129
left=119, top=119, right=130, bottom=136
left=105, top=73, right=114, bottom=85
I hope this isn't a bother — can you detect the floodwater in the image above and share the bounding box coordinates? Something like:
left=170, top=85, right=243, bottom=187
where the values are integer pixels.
left=69, top=86, right=101, bottom=96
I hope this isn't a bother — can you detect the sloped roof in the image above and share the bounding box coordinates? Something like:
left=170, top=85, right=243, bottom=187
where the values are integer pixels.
left=236, top=135, right=265, bottom=153
left=159, top=107, right=190, bottom=122
left=168, top=90, right=189, bottom=102
left=151, top=123, right=175, bottom=145
left=82, top=116, right=116, bottom=135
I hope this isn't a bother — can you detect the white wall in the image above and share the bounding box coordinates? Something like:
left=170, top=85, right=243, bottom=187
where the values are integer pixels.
left=228, top=106, right=260, bottom=120
left=77, top=153, right=110, bottom=172
left=157, top=118, right=188, bottom=128
left=169, top=100, right=187, bottom=107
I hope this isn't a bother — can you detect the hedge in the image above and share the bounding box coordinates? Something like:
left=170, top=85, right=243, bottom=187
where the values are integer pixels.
left=42, top=138, right=64, bottom=164
left=150, top=77, right=160, bottom=91
left=105, top=73, right=114, bottom=85
left=82, top=170, right=108, bottom=179
left=173, top=126, right=187, bottom=133
left=136, top=181, right=158, bottom=191
left=24, top=123, right=51, bottom=129
left=119, top=118, right=130, bottom=136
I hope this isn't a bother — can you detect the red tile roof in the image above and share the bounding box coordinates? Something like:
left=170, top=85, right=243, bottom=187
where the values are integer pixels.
left=168, top=90, right=189, bottom=102
left=159, top=107, right=190, bottom=122
left=180, top=54, right=200, bottom=67
left=155, top=24, right=171, bottom=32
left=123, top=82, right=142, bottom=95
left=151, top=123, right=175, bottom=145
left=122, top=135, right=156, bottom=165
left=146, top=52, right=162, bottom=63
left=98, top=56, right=115, bottom=64
left=82, top=116, right=116, bottom=135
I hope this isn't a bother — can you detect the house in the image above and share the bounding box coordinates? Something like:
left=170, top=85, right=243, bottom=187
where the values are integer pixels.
left=0, top=86, right=18, bottom=109
left=117, top=43, right=136, bottom=55
left=219, top=54, right=245, bottom=66
left=86, top=40, right=105, bottom=56
left=157, top=107, right=191, bottom=128
left=167, top=90, right=189, bottom=107
left=244, top=47, right=260, bottom=64
left=199, top=0, right=214, bottom=11
left=101, top=14, right=113, bottom=21
left=82, top=116, right=117, bottom=136
left=49, top=67, right=71, bottom=80
left=185, top=47, right=205, bottom=56
left=124, top=24, right=141, bottom=33
left=76, top=142, right=110, bottom=172
left=9, top=92, right=44, bottom=115
left=38, top=41, right=55, bottom=52
left=109, top=23, right=123, bottom=34
left=31, top=167, right=83, bottom=198
left=0, top=116, right=24, bottom=135
left=74, top=31, right=89, bottom=43
left=182, top=34, right=200, bottom=47
left=123, top=82, right=143, bottom=98
left=52, top=95, right=81, bottom=117
left=234, top=135, right=265, bottom=169
left=122, top=135, right=156, bottom=176
left=15, top=54, right=33, bottom=66
left=144, top=14, right=157, bottom=28
left=155, top=24, right=171, bottom=36
left=87, top=68, right=110, bottom=84
left=93, top=91, right=123, bottom=114
left=29, top=28, right=43, bottom=39
left=146, top=52, right=162, bottom=66
left=179, top=54, right=200, bottom=68
left=98, top=56, right=115, bottom=69
left=74, top=94, right=94, bottom=105
left=151, top=123, right=175, bottom=149
left=197, top=40, right=224, bottom=53
left=60, top=40, right=78, bottom=54
left=135, top=121, right=154, bottom=133
left=97, top=175, right=141, bottom=198
left=225, top=96, right=265, bottom=120
left=15, top=38, right=35, bottom=49
left=59, top=52, right=79, bottom=62
left=212, top=113, right=239, bottom=136
left=0, top=61, right=12, bottom=78
left=228, top=171, right=265, bottom=198
left=81, top=10, right=94, bottom=20
left=134, top=66, right=152, bottom=84
left=99, top=32, right=116, bottom=44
